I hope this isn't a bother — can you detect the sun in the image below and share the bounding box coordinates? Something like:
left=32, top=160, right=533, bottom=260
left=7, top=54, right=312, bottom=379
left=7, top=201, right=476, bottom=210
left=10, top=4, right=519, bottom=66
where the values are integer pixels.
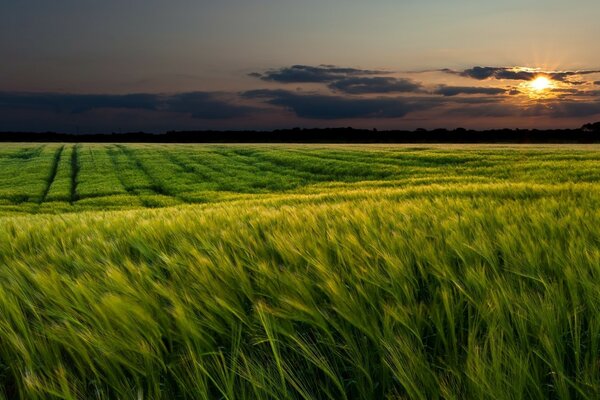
left=529, top=76, right=552, bottom=91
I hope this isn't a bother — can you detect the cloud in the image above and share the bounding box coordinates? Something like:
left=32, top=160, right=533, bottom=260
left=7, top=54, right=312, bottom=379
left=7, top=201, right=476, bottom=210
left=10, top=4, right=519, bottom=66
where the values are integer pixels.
left=446, top=66, right=600, bottom=83
left=550, top=88, right=583, bottom=97
left=328, top=77, right=422, bottom=94
left=242, top=89, right=506, bottom=119
left=251, top=65, right=386, bottom=83
left=433, top=85, right=506, bottom=96
left=445, top=98, right=600, bottom=119
left=0, top=92, right=159, bottom=114
left=549, top=70, right=600, bottom=82
left=546, top=100, right=600, bottom=118
left=163, top=92, right=256, bottom=119
left=444, top=103, right=519, bottom=118
left=459, top=67, right=530, bottom=81
left=0, top=91, right=256, bottom=120
left=243, top=89, right=434, bottom=119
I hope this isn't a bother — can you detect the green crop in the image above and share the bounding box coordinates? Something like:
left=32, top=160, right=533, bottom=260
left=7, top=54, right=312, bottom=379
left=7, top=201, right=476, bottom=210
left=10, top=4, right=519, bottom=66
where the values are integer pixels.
left=0, top=144, right=599, bottom=399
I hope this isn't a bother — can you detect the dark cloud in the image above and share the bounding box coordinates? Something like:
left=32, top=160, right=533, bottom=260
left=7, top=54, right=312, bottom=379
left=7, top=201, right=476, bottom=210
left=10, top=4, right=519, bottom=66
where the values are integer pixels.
left=579, top=90, right=600, bottom=97
left=444, top=103, right=519, bottom=118
left=0, top=91, right=256, bottom=120
left=446, top=66, right=600, bottom=83
left=433, top=85, right=506, bottom=96
left=452, top=67, right=529, bottom=81
left=163, top=92, right=256, bottom=119
left=446, top=98, right=600, bottom=119
left=458, top=67, right=538, bottom=81
left=547, top=100, right=600, bottom=118
left=328, top=77, right=422, bottom=94
left=550, top=88, right=583, bottom=96
left=0, top=92, right=159, bottom=114
left=550, top=71, right=600, bottom=82
left=242, top=89, right=506, bottom=119
left=546, top=88, right=600, bottom=98
left=251, top=65, right=386, bottom=83
left=243, top=89, right=433, bottom=119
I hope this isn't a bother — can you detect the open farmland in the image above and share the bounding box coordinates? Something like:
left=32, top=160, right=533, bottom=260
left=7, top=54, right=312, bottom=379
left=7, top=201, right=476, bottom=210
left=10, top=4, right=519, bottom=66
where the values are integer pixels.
left=0, top=144, right=600, bottom=399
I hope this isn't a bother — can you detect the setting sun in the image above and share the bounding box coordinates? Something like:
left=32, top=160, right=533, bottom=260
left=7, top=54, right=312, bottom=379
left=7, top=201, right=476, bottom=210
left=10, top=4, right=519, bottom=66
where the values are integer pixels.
left=530, top=76, right=552, bottom=91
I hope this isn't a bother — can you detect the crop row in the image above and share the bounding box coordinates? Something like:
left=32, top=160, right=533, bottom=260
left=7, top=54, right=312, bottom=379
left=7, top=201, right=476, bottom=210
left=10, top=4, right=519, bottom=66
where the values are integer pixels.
left=0, top=144, right=599, bottom=214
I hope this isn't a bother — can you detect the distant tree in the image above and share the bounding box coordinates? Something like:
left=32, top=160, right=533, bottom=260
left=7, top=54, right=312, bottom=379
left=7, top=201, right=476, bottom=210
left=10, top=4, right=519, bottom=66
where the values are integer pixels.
left=582, top=122, right=600, bottom=132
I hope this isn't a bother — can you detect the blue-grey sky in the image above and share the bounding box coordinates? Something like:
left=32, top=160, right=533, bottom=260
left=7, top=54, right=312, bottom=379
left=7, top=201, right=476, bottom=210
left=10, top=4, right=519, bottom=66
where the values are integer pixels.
left=2, top=0, right=600, bottom=132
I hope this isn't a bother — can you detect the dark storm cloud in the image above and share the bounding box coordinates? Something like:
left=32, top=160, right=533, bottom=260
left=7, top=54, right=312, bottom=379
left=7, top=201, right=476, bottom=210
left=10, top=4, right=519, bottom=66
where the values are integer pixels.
left=252, top=65, right=386, bottom=83
left=550, top=88, right=583, bottom=97
left=0, top=91, right=256, bottom=119
left=455, top=67, right=532, bottom=81
left=444, top=103, right=519, bottom=118
left=243, top=89, right=431, bottom=119
left=445, top=98, right=600, bottom=119
left=242, top=89, right=506, bottom=119
left=0, top=92, right=159, bottom=113
left=433, top=85, right=506, bottom=96
left=548, top=88, right=600, bottom=98
left=445, top=66, right=600, bottom=83
left=163, top=92, right=256, bottom=119
left=328, top=77, right=422, bottom=94
left=546, top=100, right=600, bottom=118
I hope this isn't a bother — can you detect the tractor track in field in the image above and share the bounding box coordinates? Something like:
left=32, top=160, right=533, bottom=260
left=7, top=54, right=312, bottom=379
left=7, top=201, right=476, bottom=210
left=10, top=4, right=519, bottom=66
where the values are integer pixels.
left=115, top=145, right=174, bottom=197
left=220, top=148, right=323, bottom=181
left=39, top=145, right=64, bottom=204
left=70, top=144, right=80, bottom=204
left=106, top=146, right=153, bottom=207
left=112, top=145, right=188, bottom=205
left=159, top=149, right=227, bottom=186
left=8, top=145, right=46, bottom=160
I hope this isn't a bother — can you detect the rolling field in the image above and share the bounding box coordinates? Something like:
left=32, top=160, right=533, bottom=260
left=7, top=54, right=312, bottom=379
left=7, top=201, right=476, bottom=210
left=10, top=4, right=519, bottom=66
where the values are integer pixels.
left=1, top=144, right=600, bottom=399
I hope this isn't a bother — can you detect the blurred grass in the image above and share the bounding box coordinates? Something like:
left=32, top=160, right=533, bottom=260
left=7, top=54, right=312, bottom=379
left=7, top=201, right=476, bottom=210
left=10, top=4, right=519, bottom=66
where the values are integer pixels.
left=0, top=144, right=598, bottom=398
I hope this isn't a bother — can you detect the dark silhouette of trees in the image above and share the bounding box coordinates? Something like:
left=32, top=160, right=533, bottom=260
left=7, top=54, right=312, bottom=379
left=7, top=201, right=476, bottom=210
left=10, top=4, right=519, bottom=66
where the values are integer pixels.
left=0, top=123, right=599, bottom=143
left=582, top=122, right=600, bottom=133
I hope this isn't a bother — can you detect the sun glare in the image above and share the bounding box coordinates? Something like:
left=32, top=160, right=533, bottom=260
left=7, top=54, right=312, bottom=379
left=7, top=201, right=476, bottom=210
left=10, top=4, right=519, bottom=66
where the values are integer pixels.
left=530, top=76, right=552, bottom=91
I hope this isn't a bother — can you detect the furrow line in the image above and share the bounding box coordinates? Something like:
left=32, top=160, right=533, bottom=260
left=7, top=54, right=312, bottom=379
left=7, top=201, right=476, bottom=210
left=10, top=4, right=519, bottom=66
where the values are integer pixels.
left=70, top=144, right=80, bottom=204
left=39, top=145, right=64, bottom=204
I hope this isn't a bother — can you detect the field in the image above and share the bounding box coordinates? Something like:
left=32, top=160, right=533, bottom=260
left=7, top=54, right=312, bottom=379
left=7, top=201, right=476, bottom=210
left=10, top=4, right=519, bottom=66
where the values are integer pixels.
left=0, top=144, right=599, bottom=399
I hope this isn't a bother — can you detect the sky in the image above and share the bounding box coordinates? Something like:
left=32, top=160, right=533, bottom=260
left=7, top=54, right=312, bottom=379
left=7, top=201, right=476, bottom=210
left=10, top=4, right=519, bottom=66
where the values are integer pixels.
left=2, top=0, right=600, bottom=132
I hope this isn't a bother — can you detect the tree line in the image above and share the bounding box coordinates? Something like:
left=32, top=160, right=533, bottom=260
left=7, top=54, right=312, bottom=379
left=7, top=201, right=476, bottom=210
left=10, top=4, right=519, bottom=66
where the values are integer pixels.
left=1, top=123, right=600, bottom=143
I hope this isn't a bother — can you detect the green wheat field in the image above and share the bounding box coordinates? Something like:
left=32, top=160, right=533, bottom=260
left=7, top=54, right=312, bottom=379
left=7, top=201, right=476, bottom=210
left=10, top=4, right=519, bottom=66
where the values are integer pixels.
left=1, top=143, right=600, bottom=399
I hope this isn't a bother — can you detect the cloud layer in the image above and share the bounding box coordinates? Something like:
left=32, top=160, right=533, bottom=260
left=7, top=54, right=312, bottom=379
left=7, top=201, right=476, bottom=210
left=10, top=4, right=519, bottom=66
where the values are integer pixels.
left=433, top=85, right=506, bottom=97
left=243, top=89, right=430, bottom=119
left=328, top=77, right=422, bottom=94
left=0, top=91, right=256, bottom=119
left=252, top=65, right=385, bottom=83
left=3, top=64, right=600, bottom=132
left=445, top=66, right=600, bottom=83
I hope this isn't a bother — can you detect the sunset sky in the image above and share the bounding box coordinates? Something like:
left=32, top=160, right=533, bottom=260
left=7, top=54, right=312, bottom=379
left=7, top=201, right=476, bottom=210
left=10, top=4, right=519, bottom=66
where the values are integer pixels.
left=2, top=0, right=600, bottom=132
